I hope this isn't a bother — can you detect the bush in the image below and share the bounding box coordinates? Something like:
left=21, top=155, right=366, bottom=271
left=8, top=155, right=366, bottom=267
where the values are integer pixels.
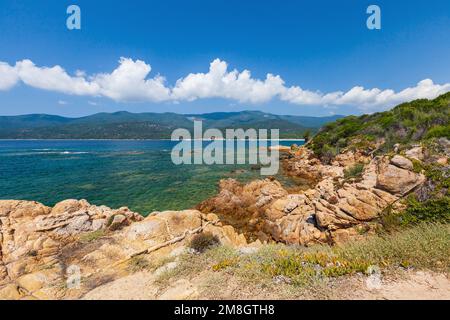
left=401, top=196, right=450, bottom=225
left=189, top=232, right=220, bottom=253
left=127, top=256, right=150, bottom=273
left=344, top=163, right=365, bottom=180
left=309, top=92, right=450, bottom=160
left=425, top=125, right=450, bottom=139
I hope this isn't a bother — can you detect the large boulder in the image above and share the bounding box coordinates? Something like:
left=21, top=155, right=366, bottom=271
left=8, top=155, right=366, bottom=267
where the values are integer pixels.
left=390, top=155, right=414, bottom=170
left=0, top=199, right=142, bottom=289
left=377, top=160, right=425, bottom=195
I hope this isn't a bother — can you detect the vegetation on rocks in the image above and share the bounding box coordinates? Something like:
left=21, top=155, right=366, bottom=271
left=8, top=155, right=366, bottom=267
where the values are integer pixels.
left=189, top=232, right=220, bottom=253
left=343, top=163, right=365, bottom=180
left=310, top=92, right=450, bottom=161
left=165, top=223, right=449, bottom=289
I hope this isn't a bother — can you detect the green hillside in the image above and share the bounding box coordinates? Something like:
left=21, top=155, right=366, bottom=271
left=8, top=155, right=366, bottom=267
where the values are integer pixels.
left=310, top=92, right=450, bottom=162
left=0, top=110, right=342, bottom=139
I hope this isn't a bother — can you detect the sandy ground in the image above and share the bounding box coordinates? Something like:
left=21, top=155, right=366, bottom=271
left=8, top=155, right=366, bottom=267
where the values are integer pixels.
left=82, top=269, right=450, bottom=300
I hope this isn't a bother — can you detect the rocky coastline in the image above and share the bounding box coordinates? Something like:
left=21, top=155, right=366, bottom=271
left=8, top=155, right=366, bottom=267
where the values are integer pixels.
left=0, top=140, right=448, bottom=299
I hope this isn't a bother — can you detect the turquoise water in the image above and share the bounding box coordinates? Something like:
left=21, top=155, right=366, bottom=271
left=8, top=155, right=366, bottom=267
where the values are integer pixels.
left=0, top=140, right=303, bottom=215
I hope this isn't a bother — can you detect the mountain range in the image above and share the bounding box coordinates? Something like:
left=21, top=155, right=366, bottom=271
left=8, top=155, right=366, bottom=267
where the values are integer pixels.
left=0, top=111, right=343, bottom=139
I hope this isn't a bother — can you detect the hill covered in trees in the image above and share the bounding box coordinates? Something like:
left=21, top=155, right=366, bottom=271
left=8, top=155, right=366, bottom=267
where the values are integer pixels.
left=310, top=92, right=450, bottom=162
left=0, top=111, right=342, bottom=139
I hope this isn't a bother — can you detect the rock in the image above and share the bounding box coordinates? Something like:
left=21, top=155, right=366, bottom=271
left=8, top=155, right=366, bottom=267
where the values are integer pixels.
left=238, top=246, right=259, bottom=255
left=0, top=284, right=23, bottom=300
left=393, top=143, right=400, bottom=153
left=436, top=157, right=448, bottom=165
left=390, top=155, right=414, bottom=170
left=334, top=150, right=370, bottom=168
left=51, top=199, right=89, bottom=216
left=206, top=225, right=247, bottom=247
left=92, top=219, right=106, bottom=231
left=268, top=145, right=291, bottom=152
left=405, top=146, right=424, bottom=161
left=0, top=200, right=50, bottom=219
left=0, top=199, right=142, bottom=293
left=377, top=161, right=425, bottom=195
left=316, top=178, right=337, bottom=200
left=17, top=272, right=47, bottom=293
left=158, top=279, right=198, bottom=300
left=108, top=214, right=127, bottom=230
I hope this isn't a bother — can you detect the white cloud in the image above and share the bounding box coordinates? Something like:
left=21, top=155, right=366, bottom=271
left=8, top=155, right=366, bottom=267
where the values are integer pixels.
left=0, top=57, right=449, bottom=112
left=0, top=62, right=19, bottom=90
left=172, top=59, right=285, bottom=103
left=58, top=100, right=68, bottom=105
left=92, top=57, right=170, bottom=102
left=15, top=60, right=99, bottom=96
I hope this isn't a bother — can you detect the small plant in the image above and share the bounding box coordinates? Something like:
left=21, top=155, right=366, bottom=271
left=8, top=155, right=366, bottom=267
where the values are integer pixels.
left=212, top=258, right=239, bottom=272
left=79, top=230, right=105, bottom=243
left=344, top=163, right=365, bottom=180
left=27, top=250, right=38, bottom=257
left=127, top=256, right=150, bottom=273
left=189, top=232, right=220, bottom=253
left=302, top=130, right=311, bottom=143
left=401, top=196, right=450, bottom=225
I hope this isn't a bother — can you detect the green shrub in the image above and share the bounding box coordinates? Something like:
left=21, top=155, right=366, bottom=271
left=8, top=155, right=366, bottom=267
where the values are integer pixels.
left=344, top=163, right=365, bottom=180
left=189, top=232, right=220, bottom=252
left=309, top=92, right=450, bottom=160
left=425, top=125, right=450, bottom=139
left=401, top=196, right=450, bottom=225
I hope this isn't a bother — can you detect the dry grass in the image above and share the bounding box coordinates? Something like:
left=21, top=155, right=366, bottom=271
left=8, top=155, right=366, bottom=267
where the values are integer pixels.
left=79, top=230, right=105, bottom=243
left=162, top=223, right=449, bottom=291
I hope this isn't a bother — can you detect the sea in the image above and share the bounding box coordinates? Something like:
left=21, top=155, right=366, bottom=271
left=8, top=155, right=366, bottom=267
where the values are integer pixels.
left=0, top=139, right=304, bottom=215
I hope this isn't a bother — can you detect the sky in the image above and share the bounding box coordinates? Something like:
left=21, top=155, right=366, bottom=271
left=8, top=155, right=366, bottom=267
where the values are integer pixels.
left=0, top=0, right=449, bottom=117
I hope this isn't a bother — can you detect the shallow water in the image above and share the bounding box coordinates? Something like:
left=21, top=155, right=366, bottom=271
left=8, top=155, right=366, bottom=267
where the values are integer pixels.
left=0, top=140, right=303, bottom=215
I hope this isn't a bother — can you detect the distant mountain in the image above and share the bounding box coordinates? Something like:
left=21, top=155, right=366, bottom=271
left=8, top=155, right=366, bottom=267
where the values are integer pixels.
left=0, top=110, right=343, bottom=139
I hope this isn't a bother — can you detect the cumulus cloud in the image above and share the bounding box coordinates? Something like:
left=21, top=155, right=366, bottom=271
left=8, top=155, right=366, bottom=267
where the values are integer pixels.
left=16, top=60, right=99, bottom=95
left=92, top=57, right=170, bottom=102
left=0, top=57, right=449, bottom=112
left=172, top=59, right=285, bottom=104
left=0, top=62, right=19, bottom=90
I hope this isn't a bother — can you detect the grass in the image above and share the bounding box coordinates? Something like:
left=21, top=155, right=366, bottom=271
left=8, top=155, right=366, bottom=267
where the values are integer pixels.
left=343, top=163, right=365, bottom=180
left=127, top=256, right=151, bottom=273
left=79, top=230, right=105, bottom=243
left=163, top=223, right=449, bottom=289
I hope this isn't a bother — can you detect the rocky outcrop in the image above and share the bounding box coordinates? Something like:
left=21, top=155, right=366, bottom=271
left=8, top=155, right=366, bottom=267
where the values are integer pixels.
left=0, top=200, right=249, bottom=300
left=0, top=143, right=433, bottom=299
left=198, top=149, right=426, bottom=246
left=196, top=178, right=288, bottom=240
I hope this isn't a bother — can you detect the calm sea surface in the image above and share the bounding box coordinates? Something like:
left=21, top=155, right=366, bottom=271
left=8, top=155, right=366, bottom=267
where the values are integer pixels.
left=0, top=140, right=303, bottom=215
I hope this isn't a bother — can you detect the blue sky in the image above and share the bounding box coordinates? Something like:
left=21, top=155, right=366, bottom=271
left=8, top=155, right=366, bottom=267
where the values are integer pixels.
left=0, top=0, right=449, bottom=116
